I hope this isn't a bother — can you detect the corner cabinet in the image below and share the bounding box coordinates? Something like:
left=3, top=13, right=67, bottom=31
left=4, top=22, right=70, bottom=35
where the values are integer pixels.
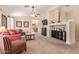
left=49, top=20, right=75, bottom=45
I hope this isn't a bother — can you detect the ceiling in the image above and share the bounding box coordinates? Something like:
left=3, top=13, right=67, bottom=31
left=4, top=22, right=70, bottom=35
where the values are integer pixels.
left=0, top=5, right=52, bottom=16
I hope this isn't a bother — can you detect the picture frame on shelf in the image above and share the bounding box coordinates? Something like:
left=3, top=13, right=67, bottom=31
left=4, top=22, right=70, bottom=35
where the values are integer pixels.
left=24, top=21, right=29, bottom=27
left=16, top=21, right=22, bottom=27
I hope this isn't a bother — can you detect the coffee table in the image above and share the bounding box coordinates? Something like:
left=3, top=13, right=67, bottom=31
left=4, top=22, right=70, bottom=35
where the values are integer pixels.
left=25, top=34, right=35, bottom=40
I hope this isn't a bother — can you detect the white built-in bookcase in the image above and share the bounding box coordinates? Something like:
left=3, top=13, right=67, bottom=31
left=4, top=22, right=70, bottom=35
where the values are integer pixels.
left=41, top=6, right=75, bottom=45
left=48, top=21, right=75, bottom=44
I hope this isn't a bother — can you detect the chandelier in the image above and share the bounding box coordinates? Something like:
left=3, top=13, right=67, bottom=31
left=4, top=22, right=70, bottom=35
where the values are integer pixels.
left=24, top=5, right=40, bottom=17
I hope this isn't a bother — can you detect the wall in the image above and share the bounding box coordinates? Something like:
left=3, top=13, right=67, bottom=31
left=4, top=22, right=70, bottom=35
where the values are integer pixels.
left=72, top=6, right=79, bottom=41
left=7, top=17, right=15, bottom=29
left=49, top=8, right=59, bottom=23
left=11, top=16, right=33, bottom=33
left=7, top=16, right=39, bottom=34
left=59, top=6, right=79, bottom=41
left=60, top=6, right=74, bottom=22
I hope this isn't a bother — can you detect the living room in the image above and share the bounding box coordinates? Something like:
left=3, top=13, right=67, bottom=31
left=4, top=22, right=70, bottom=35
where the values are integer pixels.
left=0, top=5, right=79, bottom=54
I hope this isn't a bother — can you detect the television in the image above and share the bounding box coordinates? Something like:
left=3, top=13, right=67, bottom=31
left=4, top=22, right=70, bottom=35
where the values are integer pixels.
left=42, top=19, right=48, bottom=25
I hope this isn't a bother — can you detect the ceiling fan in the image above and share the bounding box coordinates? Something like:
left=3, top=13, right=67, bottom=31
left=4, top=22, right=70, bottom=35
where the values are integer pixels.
left=24, top=5, right=34, bottom=8
left=24, top=5, right=40, bottom=17
left=65, top=5, right=70, bottom=7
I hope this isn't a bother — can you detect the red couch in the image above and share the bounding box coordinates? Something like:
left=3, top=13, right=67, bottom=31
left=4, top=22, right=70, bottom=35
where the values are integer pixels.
left=0, top=37, right=26, bottom=54
left=0, top=29, right=21, bottom=41
left=0, top=29, right=27, bottom=54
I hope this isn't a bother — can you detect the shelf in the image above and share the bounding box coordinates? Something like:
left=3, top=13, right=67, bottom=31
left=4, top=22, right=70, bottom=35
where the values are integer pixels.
left=49, top=21, right=75, bottom=44
left=42, top=25, right=48, bottom=28
left=49, top=22, right=67, bottom=26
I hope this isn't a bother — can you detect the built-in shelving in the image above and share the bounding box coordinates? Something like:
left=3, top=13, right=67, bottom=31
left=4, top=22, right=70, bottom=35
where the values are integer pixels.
left=49, top=20, right=75, bottom=44
left=41, top=6, right=75, bottom=45
left=49, top=22, right=67, bottom=26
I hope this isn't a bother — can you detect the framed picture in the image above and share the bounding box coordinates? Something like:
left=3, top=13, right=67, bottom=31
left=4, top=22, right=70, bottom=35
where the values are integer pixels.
left=24, top=21, right=29, bottom=27
left=16, top=21, right=22, bottom=27
left=2, top=14, right=7, bottom=28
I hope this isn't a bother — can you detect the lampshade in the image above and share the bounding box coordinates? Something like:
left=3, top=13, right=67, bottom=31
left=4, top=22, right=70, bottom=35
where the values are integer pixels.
left=15, top=27, right=20, bottom=29
left=15, top=27, right=20, bottom=32
left=0, top=26, right=6, bottom=32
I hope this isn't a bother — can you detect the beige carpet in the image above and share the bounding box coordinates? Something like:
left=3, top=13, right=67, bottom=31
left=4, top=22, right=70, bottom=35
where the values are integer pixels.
left=25, top=35, right=79, bottom=54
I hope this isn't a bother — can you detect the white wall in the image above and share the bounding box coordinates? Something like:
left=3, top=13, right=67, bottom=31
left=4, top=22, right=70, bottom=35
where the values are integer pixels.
left=72, top=6, right=79, bottom=41
left=7, top=17, right=15, bottom=29
left=7, top=16, right=33, bottom=34
left=13, top=16, right=33, bottom=33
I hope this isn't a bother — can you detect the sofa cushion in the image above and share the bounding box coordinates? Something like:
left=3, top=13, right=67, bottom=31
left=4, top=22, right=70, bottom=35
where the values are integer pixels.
left=3, top=32, right=10, bottom=35
left=0, top=32, right=10, bottom=35
left=8, top=30, right=17, bottom=35
left=5, top=34, right=21, bottom=41
left=0, top=29, right=22, bottom=41
left=15, top=29, right=21, bottom=34
left=9, top=31, right=15, bottom=35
